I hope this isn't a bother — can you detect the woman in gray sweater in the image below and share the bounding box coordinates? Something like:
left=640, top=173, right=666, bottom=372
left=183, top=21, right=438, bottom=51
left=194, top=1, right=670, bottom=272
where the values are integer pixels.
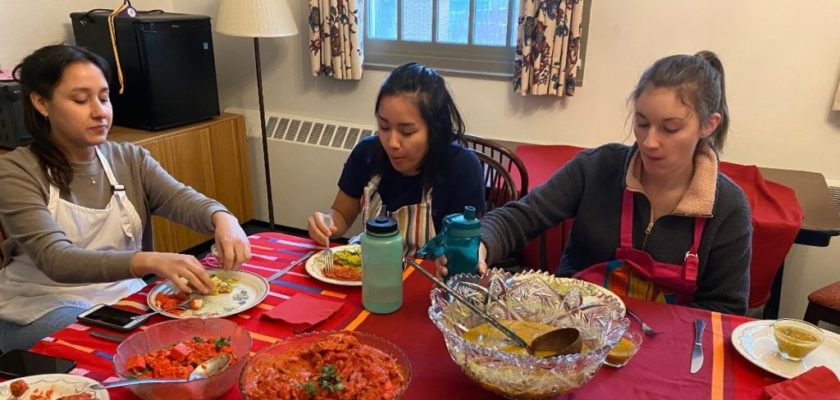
left=439, top=51, right=752, bottom=315
left=0, top=45, right=251, bottom=351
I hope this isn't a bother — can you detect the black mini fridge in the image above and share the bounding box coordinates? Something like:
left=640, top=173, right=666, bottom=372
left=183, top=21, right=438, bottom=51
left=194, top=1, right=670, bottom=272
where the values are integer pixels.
left=71, top=11, right=220, bottom=131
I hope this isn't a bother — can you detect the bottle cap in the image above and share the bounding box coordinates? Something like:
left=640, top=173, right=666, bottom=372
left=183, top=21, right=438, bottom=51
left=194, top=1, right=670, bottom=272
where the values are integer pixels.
left=366, top=215, right=398, bottom=234
left=445, top=206, right=480, bottom=238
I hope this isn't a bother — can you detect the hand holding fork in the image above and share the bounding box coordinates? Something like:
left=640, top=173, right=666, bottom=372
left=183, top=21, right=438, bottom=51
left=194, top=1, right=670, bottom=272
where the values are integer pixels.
left=321, top=214, right=335, bottom=273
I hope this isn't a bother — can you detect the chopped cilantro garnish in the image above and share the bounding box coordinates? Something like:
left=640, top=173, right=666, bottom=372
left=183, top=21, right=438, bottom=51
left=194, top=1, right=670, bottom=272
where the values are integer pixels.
left=304, top=381, right=317, bottom=397
left=193, top=336, right=204, bottom=343
left=214, top=336, right=231, bottom=348
left=318, top=364, right=344, bottom=393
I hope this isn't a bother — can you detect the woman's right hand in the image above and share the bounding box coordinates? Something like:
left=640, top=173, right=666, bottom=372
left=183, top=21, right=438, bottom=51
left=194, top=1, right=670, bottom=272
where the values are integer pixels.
left=435, top=242, right=489, bottom=279
left=308, top=211, right=338, bottom=244
left=130, top=252, right=214, bottom=295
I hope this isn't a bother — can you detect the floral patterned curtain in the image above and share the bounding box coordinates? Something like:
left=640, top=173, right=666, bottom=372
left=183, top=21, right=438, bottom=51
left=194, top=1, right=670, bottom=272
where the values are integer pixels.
left=308, top=0, right=363, bottom=80
left=513, top=0, right=584, bottom=96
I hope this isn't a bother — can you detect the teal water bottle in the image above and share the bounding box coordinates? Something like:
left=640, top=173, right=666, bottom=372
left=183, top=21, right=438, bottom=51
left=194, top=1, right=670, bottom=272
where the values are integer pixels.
left=361, top=216, right=404, bottom=314
left=443, top=206, right=481, bottom=279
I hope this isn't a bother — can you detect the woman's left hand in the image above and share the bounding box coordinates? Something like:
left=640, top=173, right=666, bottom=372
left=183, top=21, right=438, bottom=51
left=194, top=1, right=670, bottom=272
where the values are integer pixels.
left=212, top=211, right=251, bottom=270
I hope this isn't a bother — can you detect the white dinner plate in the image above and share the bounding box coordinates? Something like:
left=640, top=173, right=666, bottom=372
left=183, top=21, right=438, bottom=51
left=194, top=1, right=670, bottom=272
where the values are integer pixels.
left=0, top=374, right=109, bottom=399
left=731, top=319, right=840, bottom=379
left=147, top=269, right=269, bottom=318
left=305, top=244, right=362, bottom=287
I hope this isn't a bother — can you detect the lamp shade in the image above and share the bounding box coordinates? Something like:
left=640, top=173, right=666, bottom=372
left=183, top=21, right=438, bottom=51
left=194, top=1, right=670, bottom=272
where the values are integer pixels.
left=215, top=0, right=299, bottom=38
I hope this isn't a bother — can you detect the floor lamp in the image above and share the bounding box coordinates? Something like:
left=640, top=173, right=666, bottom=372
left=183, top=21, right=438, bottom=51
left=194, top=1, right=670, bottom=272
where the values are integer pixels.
left=215, top=0, right=299, bottom=231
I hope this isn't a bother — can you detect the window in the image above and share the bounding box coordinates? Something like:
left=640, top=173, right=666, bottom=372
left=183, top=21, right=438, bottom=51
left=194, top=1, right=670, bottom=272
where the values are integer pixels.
left=364, top=0, right=590, bottom=80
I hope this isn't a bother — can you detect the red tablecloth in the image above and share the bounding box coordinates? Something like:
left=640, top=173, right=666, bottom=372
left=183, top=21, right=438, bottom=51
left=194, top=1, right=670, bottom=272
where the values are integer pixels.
left=514, top=145, right=804, bottom=308
left=27, top=232, right=781, bottom=399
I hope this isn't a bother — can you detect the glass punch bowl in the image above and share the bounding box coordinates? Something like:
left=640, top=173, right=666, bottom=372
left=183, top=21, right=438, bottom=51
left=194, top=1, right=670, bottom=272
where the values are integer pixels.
left=428, top=269, right=629, bottom=400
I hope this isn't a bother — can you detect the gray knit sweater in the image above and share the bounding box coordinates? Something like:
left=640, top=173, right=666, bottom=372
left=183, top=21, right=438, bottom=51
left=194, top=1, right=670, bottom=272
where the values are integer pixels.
left=0, top=141, right=228, bottom=283
left=480, top=143, right=752, bottom=315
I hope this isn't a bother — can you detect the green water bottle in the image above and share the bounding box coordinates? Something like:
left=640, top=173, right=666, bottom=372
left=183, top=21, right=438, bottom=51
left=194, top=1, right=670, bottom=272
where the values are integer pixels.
left=361, top=216, right=403, bottom=314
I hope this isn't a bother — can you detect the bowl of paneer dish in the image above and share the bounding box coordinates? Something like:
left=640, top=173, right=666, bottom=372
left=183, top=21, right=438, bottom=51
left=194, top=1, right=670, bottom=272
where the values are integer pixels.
left=428, top=269, right=629, bottom=400
left=112, top=318, right=252, bottom=400
left=239, top=330, right=411, bottom=400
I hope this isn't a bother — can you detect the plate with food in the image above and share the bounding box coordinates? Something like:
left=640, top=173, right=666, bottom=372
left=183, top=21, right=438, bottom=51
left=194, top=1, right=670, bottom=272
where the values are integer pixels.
left=0, top=374, right=108, bottom=400
left=305, top=245, right=362, bottom=286
left=146, top=269, right=269, bottom=318
left=731, top=319, right=840, bottom=379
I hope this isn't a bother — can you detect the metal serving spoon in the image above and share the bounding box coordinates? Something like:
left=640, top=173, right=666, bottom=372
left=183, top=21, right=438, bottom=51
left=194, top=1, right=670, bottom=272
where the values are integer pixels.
left=405, top=258, right=581, bottom=357
left=89, top=354, right=231, bottom=390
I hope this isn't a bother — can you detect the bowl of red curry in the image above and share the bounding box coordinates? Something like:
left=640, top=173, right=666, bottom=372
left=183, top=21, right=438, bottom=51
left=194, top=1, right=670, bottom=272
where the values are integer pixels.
left=112, top=318, right=252, bottom=400
left=240, top=330, right=411, bottom=399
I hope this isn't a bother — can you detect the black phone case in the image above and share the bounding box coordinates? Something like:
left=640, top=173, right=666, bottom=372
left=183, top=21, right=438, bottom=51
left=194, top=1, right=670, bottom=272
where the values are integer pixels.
left=77, top=306, right=146, bottom=332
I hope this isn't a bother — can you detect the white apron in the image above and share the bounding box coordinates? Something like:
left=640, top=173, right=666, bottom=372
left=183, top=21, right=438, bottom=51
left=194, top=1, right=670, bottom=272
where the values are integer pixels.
left=361, top=175, right=436, bottom=257
left=0, top=147, right=146, bottom=325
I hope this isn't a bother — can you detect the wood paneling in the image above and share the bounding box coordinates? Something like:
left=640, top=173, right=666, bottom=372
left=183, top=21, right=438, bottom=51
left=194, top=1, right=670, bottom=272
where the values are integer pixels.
left=108, top=113, right=253, bottom=253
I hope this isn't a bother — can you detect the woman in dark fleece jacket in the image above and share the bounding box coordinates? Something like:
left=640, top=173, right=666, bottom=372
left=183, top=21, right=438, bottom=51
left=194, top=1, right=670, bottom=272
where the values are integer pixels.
left=440, top=51, right=752, bottom=315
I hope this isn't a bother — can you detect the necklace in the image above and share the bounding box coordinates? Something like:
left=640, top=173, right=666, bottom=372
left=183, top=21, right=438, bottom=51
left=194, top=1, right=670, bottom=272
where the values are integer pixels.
left=89, top=176, right=96, bottom=185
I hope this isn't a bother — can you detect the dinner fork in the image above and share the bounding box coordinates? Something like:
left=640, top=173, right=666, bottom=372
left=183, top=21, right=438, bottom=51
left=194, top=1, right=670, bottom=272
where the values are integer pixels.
left=321, top=214, right=335, bottom=272
left=131, top=293, right=196, bottom=320
left=626, top=309, right=658, bottom=336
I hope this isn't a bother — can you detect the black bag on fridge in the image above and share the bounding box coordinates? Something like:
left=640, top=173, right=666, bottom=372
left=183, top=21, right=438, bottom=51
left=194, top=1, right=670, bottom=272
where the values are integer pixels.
left=0, top=81, right=31, bottom=150
left=70, top=10, right=220, bottom=131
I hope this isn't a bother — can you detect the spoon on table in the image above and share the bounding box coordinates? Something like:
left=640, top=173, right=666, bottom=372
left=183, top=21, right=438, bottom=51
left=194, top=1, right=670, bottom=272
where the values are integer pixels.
left=405, top=258, right=582, bottom=357
left=89, top=354, right=231, bottom=390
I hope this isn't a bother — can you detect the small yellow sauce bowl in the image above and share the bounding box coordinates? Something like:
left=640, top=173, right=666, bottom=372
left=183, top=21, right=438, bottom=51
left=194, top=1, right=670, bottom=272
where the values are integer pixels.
left=770, top=318, right=824, bottom=361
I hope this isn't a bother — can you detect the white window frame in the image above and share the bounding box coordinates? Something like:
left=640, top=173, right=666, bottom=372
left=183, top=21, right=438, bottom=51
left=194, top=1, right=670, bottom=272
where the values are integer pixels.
left=363, top=0, right=591, bottom=81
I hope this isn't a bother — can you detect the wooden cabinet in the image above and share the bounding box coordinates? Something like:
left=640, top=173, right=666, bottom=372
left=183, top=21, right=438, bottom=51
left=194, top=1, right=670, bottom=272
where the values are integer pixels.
left=108, top=113, right=253, bottom=253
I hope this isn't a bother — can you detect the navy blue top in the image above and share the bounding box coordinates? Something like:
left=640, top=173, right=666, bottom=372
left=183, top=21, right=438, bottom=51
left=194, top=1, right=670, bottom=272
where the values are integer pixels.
left=338, top=136, right=486, bottom=231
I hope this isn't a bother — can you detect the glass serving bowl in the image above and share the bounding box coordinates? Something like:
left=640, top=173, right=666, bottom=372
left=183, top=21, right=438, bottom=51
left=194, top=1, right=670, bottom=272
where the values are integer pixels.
left=240, top=330, right=411, bottom=399
left=428, top=269, right=628, bottom=400
left=112, top=318, right=252, bottom=400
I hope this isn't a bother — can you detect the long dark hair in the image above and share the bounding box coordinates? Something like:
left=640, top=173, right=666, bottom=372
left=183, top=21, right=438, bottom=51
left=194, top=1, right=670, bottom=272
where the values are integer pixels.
left=372, top=62, right=466, bottom=186
left=13, top=44, right=111, bottom=192
left=631, top=50, right=730, bottom=151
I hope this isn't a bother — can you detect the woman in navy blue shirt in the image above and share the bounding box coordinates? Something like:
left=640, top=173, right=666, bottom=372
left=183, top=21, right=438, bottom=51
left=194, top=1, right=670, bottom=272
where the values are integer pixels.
left=307, top=63, right=485, bottom=254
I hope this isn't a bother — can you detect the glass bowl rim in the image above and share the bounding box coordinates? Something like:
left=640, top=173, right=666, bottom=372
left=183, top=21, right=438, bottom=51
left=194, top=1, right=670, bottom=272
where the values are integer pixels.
left=770, top=318, right=825, bottom=339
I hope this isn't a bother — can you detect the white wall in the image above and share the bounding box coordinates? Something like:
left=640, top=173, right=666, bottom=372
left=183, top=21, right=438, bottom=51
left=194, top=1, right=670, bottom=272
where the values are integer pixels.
left=2, top=0, right=839, bottom=323
left=0, top=0, right=173, bottom=69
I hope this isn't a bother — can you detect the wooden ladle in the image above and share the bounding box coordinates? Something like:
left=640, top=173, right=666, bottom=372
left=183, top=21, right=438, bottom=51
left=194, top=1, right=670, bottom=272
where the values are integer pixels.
left=406, top=258, right=582, bottom=357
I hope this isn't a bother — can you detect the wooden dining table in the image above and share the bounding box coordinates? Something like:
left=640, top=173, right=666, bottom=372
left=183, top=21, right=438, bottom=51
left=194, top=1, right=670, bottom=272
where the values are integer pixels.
left=26, top=232, right=787, bottom=399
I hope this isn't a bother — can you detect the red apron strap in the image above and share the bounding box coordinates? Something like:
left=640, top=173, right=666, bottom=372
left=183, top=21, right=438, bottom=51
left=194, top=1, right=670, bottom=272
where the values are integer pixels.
left=620, top=190, right=634, bottom=248
left=683, top=217, right=706, bottom=282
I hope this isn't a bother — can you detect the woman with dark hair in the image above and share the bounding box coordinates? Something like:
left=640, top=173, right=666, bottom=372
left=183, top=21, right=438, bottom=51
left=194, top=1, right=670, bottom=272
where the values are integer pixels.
left=0, top=44, right=251, bottom=351
left=308, top=62, right=485, bottom=254
left=439, top=51, right=752, bottom=315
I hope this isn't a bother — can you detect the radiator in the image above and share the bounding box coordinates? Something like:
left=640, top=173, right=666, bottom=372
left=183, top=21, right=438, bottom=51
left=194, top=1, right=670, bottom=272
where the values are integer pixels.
left=226, top=108, right=375, bottom=237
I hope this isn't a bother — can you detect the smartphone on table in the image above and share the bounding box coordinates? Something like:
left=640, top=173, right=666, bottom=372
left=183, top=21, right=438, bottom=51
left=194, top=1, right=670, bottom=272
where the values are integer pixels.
left=76, top=303, right=148, bottom=332
left=0, top=349, right=76, bottom=378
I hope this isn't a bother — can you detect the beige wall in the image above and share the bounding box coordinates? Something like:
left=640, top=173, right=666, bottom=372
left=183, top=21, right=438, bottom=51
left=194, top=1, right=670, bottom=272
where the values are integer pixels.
left=3, top=0, right=840, bottom=322
left=0, top=0, right=172, bottom=69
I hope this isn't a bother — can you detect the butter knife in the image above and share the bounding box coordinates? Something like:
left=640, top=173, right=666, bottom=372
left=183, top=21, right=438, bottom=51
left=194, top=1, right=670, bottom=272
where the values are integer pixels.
left=690, top=319, right=706, bottom=373
left=266, top=251, right=316, bottom=282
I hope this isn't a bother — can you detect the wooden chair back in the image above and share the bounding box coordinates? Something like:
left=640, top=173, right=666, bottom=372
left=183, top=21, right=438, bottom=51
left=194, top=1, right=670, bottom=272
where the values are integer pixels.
left=462, top=134, right=529, bottom=197
left=472, top=150, right=519, bottom=212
